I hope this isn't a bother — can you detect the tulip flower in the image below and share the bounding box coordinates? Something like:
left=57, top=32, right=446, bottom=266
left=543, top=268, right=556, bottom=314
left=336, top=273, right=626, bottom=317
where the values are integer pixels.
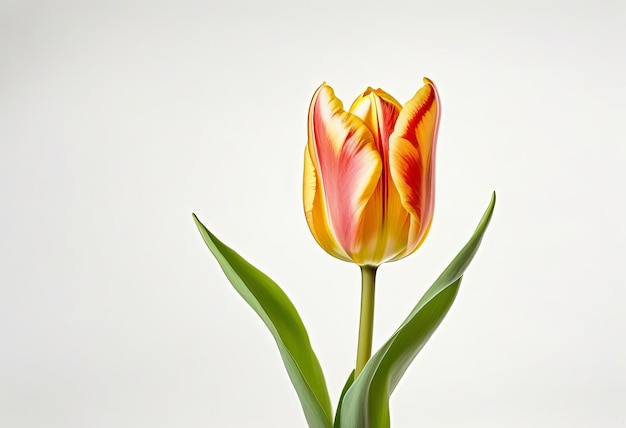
left=303, top=78, right=441, bottom=267
left=303, top=78, right=441, bottom=375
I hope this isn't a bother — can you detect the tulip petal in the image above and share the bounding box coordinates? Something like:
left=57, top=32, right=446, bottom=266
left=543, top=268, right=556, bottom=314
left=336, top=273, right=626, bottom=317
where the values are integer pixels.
left=389, top=78, right=441, bottom=258
left=349, top=89, right=411, bottom=264
left=349, top=88, right=402, bottom=152
left=306, top=84, right=382, bottom=259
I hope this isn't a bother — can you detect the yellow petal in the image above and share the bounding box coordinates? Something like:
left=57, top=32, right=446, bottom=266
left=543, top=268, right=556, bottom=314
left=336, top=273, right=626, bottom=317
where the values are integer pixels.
left=349, top=88, right=402, bottom=151
left=348, top=88, right=411, bottom=265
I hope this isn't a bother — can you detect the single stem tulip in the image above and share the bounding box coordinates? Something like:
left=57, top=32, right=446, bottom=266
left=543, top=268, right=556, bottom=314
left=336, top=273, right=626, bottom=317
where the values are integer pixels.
left=196, top=76, right=494, bottom=427
left=303, top=78, right=441, bottom=376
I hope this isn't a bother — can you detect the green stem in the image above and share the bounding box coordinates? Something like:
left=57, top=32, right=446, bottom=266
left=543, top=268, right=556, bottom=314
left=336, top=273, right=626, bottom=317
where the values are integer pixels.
left=355, top=265, right=377, bottom=378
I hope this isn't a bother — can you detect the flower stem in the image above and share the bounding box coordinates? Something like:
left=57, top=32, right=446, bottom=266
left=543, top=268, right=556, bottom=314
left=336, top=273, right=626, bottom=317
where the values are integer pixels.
left=355, top=265, right=377, bottom=378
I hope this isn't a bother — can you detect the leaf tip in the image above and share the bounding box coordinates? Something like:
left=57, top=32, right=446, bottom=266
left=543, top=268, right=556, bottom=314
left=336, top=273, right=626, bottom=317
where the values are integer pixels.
left=192, top=213, right=203, bottom=228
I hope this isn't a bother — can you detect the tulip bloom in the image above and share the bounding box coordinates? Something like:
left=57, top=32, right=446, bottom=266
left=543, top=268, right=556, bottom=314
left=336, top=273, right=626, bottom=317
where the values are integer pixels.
left=303, top=78, right=440, bottom=266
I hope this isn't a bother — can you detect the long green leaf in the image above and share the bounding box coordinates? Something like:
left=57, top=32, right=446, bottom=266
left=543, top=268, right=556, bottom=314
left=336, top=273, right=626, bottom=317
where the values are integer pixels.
left=193, top=215, right=333, bottom=428
left=337, top=192, right=496, bottom=428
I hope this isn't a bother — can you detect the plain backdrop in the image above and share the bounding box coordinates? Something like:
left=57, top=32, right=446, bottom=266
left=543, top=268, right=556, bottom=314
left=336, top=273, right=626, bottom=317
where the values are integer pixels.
left=1, top=0, right=625, bottom=427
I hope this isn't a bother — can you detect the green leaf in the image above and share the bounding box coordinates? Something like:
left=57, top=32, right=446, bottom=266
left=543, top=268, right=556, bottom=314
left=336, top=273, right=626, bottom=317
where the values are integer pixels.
left=193, top=215, right=333, bottom=428
left=337, top=192, right=496, bottom=428
left=333, top=371, right=355, bottom=428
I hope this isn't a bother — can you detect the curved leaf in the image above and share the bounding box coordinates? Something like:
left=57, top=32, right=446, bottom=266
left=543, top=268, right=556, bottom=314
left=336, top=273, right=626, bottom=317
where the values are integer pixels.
left=338, top=192, right=496, bottom=428
left=333, top=371, right=355, bottom=428
left=193, top=215, right=333, bottom=428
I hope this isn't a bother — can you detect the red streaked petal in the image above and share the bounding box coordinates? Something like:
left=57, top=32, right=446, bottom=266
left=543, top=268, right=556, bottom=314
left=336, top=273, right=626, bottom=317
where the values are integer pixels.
left=349, top=88, right=402, bottom=155
left=389, top=78, right=441, bottom=257
left=307, top=84, right=382, bottom=258
left=348, top=88, right=410, bottom=264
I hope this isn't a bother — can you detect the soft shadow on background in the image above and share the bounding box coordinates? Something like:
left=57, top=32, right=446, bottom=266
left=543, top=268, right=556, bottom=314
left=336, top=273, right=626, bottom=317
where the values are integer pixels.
left=1, top=1, right=625, bottom=427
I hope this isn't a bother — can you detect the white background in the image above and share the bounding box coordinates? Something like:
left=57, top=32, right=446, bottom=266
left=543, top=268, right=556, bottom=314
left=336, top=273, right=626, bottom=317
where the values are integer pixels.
left=1, top=0, right=625, bottom=427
